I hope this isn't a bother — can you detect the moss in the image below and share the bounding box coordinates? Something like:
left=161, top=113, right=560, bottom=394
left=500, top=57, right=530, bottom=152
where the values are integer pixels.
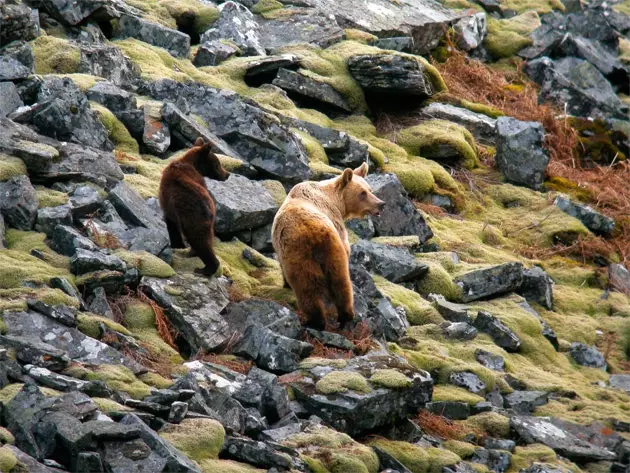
left=614, top=0, right=630, bottom=15
left=371, top=236, right=421, bottom=248
left=374, top=276, right=442, bottom=325
left=370, top=369, right=412, bottom=389
left=458, top=412, right=511, bottom=438
left=310, top=161, right=343, bottom=178
left=139, top=372, right=174, bottom=389
left=397, top=120, right=478, bottom=169
left=507, top=445, right=557, bottom=473
left=0, top=446, right=17, bottom=473
left=484, top=12, right=541, bottom=59
left=5, top=230, right=71, bottom=270
left=35, top=186, right=69, bottom=208
left=0, top=249, right=72, bottom=289
left=199, top=459, right=265, bottom=473
left=329, top=455, right=370, bottom=473
left=92, top=397, right=131, bottom=414
left=160, top=418, right=225, bottom=461
left=370, top=440, right=460, bottom=473
left=91, top=103, right=140, bottom=154
left=344, top=29, right=378, bottom=44
left=500, top=0, right=564, bottom=14
left=294, top=129, right=329, bottom=164
left=0, top=384, right=59, bottom=404
left=125, top=0, right=218, bottom=33
left=300, top=357, right=348, bottom=369
left=251, top=0, right=283, bottom=13
left=0, top=155, right=26, bottom=181
left=415, top=259, right=463, bottom=301
left=429, top=93, right=504, bottom=119
left=124, top=300, right=156, bottom=330
left=65, top=364, right=152, bottom=399
left=262, top=180, right=287, bottom=206
left=52, top=73, right=103, bottom=92
left=0, top=429, right=14, bottom=446
left=544, top=176, right=592, bottom=203
left=0, top=287, right=79, bottom=313
left=316, top=371, right=371, bottom=394
left=32, top=35, right=81, bottom=74
left=432, top=385, right=485, bottom=405
left=443, top=440, right=476, bottom=459
left=76, top=312, right=132, bottom=338
left=619, top=37, right=630, bottom=65
left=114, top=250, right=175, bottom=278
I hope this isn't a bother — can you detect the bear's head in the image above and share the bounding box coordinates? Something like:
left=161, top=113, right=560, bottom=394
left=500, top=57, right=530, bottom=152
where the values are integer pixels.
left=337, top=162, right=385, bottom=218
left=190, top=137, right=230, bottom=181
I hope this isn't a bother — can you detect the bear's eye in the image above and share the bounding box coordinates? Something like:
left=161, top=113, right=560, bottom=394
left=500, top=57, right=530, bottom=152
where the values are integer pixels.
left=360, top=191, right=367, bottom=200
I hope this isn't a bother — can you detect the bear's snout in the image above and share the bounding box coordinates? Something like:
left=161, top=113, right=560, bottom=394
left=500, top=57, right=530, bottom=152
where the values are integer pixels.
left=372, top=199, right=385, bottom=216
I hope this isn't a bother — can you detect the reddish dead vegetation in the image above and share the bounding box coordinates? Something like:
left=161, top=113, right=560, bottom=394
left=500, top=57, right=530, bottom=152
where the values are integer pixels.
left=303, top=334, right=354, bottom=360
left=137, top=289, right=179, bottom=350
left=83, top=218, right=123, bottom=250
left=278, top=372, right=305, bottom=385
left=196, top=352, right=254, bottom=375
left=343, top=320, right=378, bottom=355
left=414, top=410, right=482, bottom=440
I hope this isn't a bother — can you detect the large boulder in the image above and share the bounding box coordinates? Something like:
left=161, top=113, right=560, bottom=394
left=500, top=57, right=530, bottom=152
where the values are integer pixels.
left=420, top=102, right=497, bottom=145
left=272, top=68, right=351, bottom=114
left=474, top=311, right=522, bottom=352
left=554, top=194, right=615, bottom=236
left=0, top=1, right=39, bottom=46
left=114, top=14, right=191, bottom=58
left=41, top=0, right=107, bottom=26
left=495, top=117, right=549, bottom=191
left=201, top=1, right=265, bottom=57
left=0, top=175, right=38, bottom=230
left=78, top=43, right=140, bottom=89
left=454, top=262, right=524, bottom=302
left=350, top=240, right=428, bottom=283
left=0, top=41, right=34, bottom=81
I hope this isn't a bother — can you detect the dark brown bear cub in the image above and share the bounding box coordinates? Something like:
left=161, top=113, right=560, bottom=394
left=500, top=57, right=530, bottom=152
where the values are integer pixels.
left=159, top=137, right=229, bottom=276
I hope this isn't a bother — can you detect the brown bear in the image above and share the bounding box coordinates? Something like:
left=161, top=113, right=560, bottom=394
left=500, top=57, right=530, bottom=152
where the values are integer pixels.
left=159, top=137, right=230, bottom=276
left=272, top=163, right=385, bottom=330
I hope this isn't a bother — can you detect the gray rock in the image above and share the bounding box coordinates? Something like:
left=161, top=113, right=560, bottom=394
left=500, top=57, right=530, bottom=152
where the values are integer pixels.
left=510, top=415, right=617, bottom=462
left=35, top=205, right=73, bottom=237
left=100, top=437, right=167, bottom=472
left=140, top=273, right=230, bottom=355
left=449, top=371, right=487, bottom=394
left=6, top=445, right=62, bottom=473
left=0, top=41, right=34, bottom=80
left=206, top=174, right=279, bottom=235
left=201, top=2, right=265, bottom=56
left=428, top=294, right=471, bottom=323
left=569, top=342, right=607, bottom=369
left=144, top=79, right=311, bottom=183
left=2, top=310, right=146, bottom=373
left=193, top=39, right=240, bottom=66
left=114, top=14, right=191, bottom=58
left=243, top=54, right=300, bottom=84
left=50, top=225, right=99, bottom=256
left=442, top=322, right=478, bottom=340
left=272, top=68, right=351, bottom=113
left=0, top=81, right=24, bottom=118
left=222, top=436, right=297, bottom=470
left=41, top=0, right=106, bottom=25
left=474, top=311, right=522, bottom=352
left=142, top=102, right=170, bottom=155
left=22, top=365, right=91, bottom=392
left=453, top=12, right=487, bottom=51
left=348, top=54, right=436, bottom=97
left=1, top=2, right=38, bottom=46
left=223, top=298, right=302, bottom=341
left=475, top=349, right=505, bottom=371
left=277, top=0, right=462, bottom=54
left=0, top=175, right=38, bottom=230
left=520, top=464, right=572, bottom=473
left=87, top=286, right=113, bottom=317
left=374, top=446, right=414, bottom=473
left=495, top=117, right=549, bottom=191
left=420, top=102, right=497, bottom=145
left=484, top=438, right=516, bottom=452
left=305, top=328, right=356, bottom=351
left=75, top=452, right=104, bottom=472
left=518, top=266, right=553, bottom=310
left=365, top=173, right=433, bottom=242
left=454, top=262, right=524, bottom=302
left=426, top=401, right=471, bottom=420
left=293, top=351, right=433, bottom=436
left=504, top=390, right=549, bottom=413
left=351, top=240, right=428, bottom=283
left=518, top=299, right=558, bottom=350
left=70, top=248, right=126, bottom=275
left=78, top=42, right=140, bottom=88
left=554, top=194, right=615, bottom=236
left=0, top=335, right=71, bottom=371
left=68, top=185, right=103, bottom=218
left=444, top=462, right=480, bottom=473
left=609, top=264, right=630, bottom=296
left=26, top=300, right=77, bottom=327
left=471, top=448, right=512, bottom=473
left=0, top=214, right=5, bottom=248
left=256, top=7, right=344, bottom=51
left=108, top=181, right=164, bottom=231
left=347, top=217, right=375, bottom=240
left=87, top=81, right=137, bottom=114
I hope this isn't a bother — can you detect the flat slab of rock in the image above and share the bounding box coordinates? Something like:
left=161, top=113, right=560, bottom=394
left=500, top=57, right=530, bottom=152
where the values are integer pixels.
left=420, top=102, right=497, bottom=144
left=292, top=351, right=433, bottom=436
left=554, top=194, right=615, bottom=236
left=205, top=174, right=279, bottom=235
left=454, top=262, right=524, bottom=302
left=350, top=240, right=428, bottom=283
left=504, top=390, right=549, bottom=413
left=114, top=14, right=191, bottom=58
left=511, top=416, right=618, bottom=462
left=428, top=294, right=471, bottom=323
left=273, top=68, right=351, bottom=114
left=474, top=311, right=522, bottom=352
left=41, top=0, right=107, bottom=25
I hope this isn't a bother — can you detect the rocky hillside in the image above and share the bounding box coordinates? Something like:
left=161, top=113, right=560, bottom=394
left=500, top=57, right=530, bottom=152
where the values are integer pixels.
left=0, top=0, right=630, bottom=471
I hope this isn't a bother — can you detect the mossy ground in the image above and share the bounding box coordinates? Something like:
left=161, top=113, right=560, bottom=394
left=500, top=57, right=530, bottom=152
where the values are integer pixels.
left=199, top=459, right=265, bottom=473
left=124, top=0, right=218, bottom=33
left=114, top=250, right=175, bottom=278
left=32, top=35, right=81, bottom=74
left=484, top=12, right=541, bottom=59
left=0, top=155, right=26, bottom=181
left=370, top=440, right=460, bottom=473
left=35, top=186, right=69, bottom=208
left=159, top=418, right=225, bottom=462
left=91, top=103, right=140, bottom=154
left=64, top=364, right=153, bottom=399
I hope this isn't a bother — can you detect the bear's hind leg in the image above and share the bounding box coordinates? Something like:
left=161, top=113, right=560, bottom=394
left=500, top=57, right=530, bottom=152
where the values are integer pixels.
left=165, top=217, right=186, bottom=249
left=325, top=244, right=355, bottom=328
left=181, top=218, right=220, bottom=276
left=286, top=261, right=330, bottom=330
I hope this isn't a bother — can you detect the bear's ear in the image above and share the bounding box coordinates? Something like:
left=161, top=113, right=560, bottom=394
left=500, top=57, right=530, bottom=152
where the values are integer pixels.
left=194, top=137, right=205, bottom=147
left=354, top=162, right=368, bottom=177
left=339, top=168, right=354, bottom=188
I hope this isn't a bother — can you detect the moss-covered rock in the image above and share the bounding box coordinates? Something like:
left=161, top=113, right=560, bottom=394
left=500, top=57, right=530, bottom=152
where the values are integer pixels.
left=370, top=440, right=460, bottom=473
left=32, top=35, right=81, bottom=74
left=251, top=0, right=283, bottom=13
left=76, top=312, right=132, bottom=338
left=374, top=276, right=442, bottom=325
left=35, top=186, right=69, bottom=208
left=0, top=446, right=17, bottom=473
left=64, top=364, right=152, bottom=399
left=91, top=103, right=140, bottom=154
left=316, top=371, right=371, bottom=394
left=114, top=250, right=176, bottom=278
left=199, top=459, right=266, bottom=473
left=0, top=429, right=14, bottom=446
left=160, top=418, right=225, bottom=462
left=484, top=12, right=541, bottom=59
left=369, top=369, right=412, bottom=389
left=0, top=155, right=26, bottom=182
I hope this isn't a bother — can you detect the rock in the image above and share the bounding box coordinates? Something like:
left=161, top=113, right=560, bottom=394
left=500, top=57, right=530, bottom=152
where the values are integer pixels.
left=510, top=416, right=617, bottom=462
left=518, top=266, right=553, bottom=310
left=100, top=437, right=168, bottom=472
left=504, top=391, right=549, bottom=413
left=50, top=225, right=99, bottom=256
left=140, top=273, right=230, bottom=355
left=305, top=328, right=356, bottom=352
left=371, top=36, right=414, bottom=52
left=108, top=181, right=164, bottom=231
left=517, top=298, right=558, bottom=350
left=114, top=14, right=191, bottom=58
left=87, top=81, right=137, bottom=114
left=484, top=438, right=516, bottom=452
left=474, top=311, right=522, bottom=352
left=0, top=214, right=5, bottom=248
left=279, top=0, right=461, bottom=54
left=243, top=55, right=300, bottom=85
left=0, top=41, right=34, bottom=81
left=350, top=240, right=428, bottom=283
left=428, top=294, right=472, bottom=323
left=142, top=102, right=170, bottom=155
left=442, top=322, right=478, bottom=341
left=0, top=82, right=24, bottom=118
left=554, top=194, right=615, bottom=236
left=374, top=446, right=414, bottom=473
left=569, top=342, right=606, bottom=369
left=449, top=371, right=486, bottom=394
left=454, top=262, right=524, bottom=302
left=348, top=54, right=436, bottom=97
left=222, top=436, right=297, bottom=470
left=256, top=7, right=344, bottom=51
left=23, top=365, right=89, bottom=392
left=70, top=248, right=126, bottom=275
left=78, top=44, right=140, bottom=89
left=68, top=185, right=103, bottom=218
left=364, top=173, right=433, bottom=242
left=350, top=264, right=410, bottom=341
left=475, top=349, right=505, bottom=371
left=1, top=1, right=38, bottom=46
left=205, top=174, right=279, bottom=236
left=0, top=335, right=71, bottom=371
left=521, top=464, right=572, bottom=473
left=5, top=445, right=62, bottom=473
left=420, top=103, right=497, bottom=145
left=75, top=452, right=103, bottom=472
left=0, top=175, right=38, bottom=230
left=453, top=12, right=487, bottom=51
left=426, top=402, right=471, bottom=420
left=27, top=300, right=77, bottom=327
left=144, top=80, right=311, bottom=183
left=201, top=2, right=265, bottom=57
left=495, top=118, right=549, bottom=190
left=471, top=448, right=512, bottom=473
left=41, top=0, right=106, bottom=26
left=293, top=351, right=433, bottom=436
left=610, top=264, right=630, bottom=296
left=87, top=286, right=114, bottom=317
left=272, top=68, right=351, bottom=114
left=193, top=39, right=239, bottom=67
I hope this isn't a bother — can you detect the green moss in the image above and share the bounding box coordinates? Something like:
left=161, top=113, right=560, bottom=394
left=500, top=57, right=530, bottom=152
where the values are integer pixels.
left=91, top=103, right=139, bottom=154
left=370, top=440, right=460, bottom=473
left=310, top=160, right=343, bottom=178
left=160, top=418, right=225, bottom=461
left=300, top=357, right=348, bottom=369
left=415, top=259, right=463, bottom=301
left=397, top=120, right=478, bottom=169
left=500, top=0, right=564, bottom=14
left=329, top=455, right=370, bottom=473
left=0, top=249, right=72, bottom=289
left=374, top=276, right=442, bottom=325
left=443, top=440, right=476, bottom=459
left=199, top=459, right=265, bottom=473
left=484, top=12, right=541, bottom=59
left=92, top=397, right=131, bottom=414
left=0, top=384, right=59, bottom=404
left=65, top=364, right=152, bottom=399
left=371, top=236, right=421, bottom=248
left=139, top=372, right=174, bottom=389
left=370, top=369, right=412, bottom=389
left=432, top=385, right=485, bottom=405
left=545, top=176, right=592, bottom=203
left=124, top=300, right=156, bottom=330
left=125, top=0, right=218, bottom=33
left=0, top=287, right=79, bottom=313
left=0, top=429, right=14, bottom=446
left=619, top=36, right=630, bottom=65
left=76, top=312, right=132, bottom=338
left=32, top=35, right=81, bottom=74
left=458, top=412, right=511, bottom=438
left=251, top=0, right=283, bottom=13
left=316, top=371, right=371, bottom=394
left=35, top=186, right=69, bottom=208
left=507, top=445, right=557, bottom=473
left=262, top=180, right=287, bottom=206
left=613, top=0, right=630, bottom=15
left=0, top=155, right=26, bottom=181
left=51, top=73, right=103, bottom=91
left=114, top=250, right=175, bottom=278
left=344, top=29, right=378, bottom=44
left=429, top=94, right=505, bottom=119
left=0, top=446, right=17, bottom=473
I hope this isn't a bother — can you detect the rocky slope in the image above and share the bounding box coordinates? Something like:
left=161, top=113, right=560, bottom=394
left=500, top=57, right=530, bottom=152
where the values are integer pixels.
left=0, top=0, right=630, bottom=472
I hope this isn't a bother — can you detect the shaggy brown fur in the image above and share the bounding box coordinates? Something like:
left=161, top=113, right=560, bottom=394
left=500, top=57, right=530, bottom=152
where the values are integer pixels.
left=159, top=137, right=229, bottom=276
left=272, top=163, right=385, bottom=330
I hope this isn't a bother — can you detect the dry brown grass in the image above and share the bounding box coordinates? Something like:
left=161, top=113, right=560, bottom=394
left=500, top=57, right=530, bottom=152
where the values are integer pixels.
left=196, top=352, right=253, bottom=374
left=303, top=334, right=354, bottom=359
left=137, top=289, right=179, bottom=350
left=414, top=409, right=482, bottom=440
